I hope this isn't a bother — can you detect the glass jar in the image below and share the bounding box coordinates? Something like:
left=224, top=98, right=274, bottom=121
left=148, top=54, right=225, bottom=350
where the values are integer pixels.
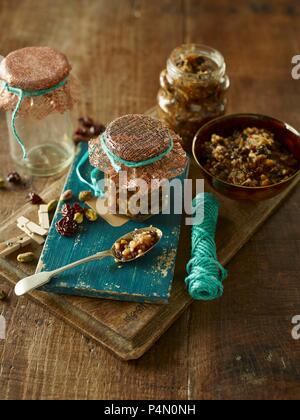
left=157, top=44, right=230, bottom=153
left=0, top=47, right=79, bottom=176
left=89, top=114, right=188, bottom=221
left=7, top=110, right=74, bottom=176
left=103, top=173, right=169, bottom=221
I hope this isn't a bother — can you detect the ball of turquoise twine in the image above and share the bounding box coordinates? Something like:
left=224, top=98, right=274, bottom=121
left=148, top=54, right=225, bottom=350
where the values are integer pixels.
left=185, top=193, right=228, bottom=301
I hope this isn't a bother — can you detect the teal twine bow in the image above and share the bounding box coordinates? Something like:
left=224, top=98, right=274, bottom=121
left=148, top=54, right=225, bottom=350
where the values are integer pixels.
left=76, top=132, right=174, bottom=195
left=1, top=78, right=68, bottom=159
left=76, top=150, right=104, bottom=198
left=185, top=193, right=228, bottom=301
left=100, top=133, right=174, bottom=172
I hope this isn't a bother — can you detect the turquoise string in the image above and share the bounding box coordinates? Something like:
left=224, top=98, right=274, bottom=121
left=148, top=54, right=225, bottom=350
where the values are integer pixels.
left=76, top=150, right=104, bottom=197
left=76, top=130, right=174, bottom=197
left=185, top=193, right=228, bottom=301
left=100, top=133, right=174, bottom=172
left=1, top=78, right=68, bottom=159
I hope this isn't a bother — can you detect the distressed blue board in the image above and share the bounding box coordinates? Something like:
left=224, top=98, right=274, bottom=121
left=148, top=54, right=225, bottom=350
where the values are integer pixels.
left=39, top=143, right=188, bottom=304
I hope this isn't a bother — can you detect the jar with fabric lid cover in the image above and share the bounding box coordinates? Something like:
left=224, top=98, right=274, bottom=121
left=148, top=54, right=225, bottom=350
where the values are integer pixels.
left=89, top=114, right=188, bottom=221
left=0, top=46, right=79, bottom=176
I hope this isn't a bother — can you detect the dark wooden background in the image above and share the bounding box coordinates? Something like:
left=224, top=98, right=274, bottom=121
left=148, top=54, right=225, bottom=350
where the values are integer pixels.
left=1, top=0, right=300, bottom=400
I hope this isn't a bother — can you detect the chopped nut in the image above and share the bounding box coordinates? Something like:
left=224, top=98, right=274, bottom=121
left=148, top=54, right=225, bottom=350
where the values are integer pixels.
left=122, top=248, right=131, bottom=257
left=61, top=189, right=73, bottom=202
left=74, top=212, right=84, bottom=224
left=261, top=179, right=271, bottom=186
left=79, top=191, right=93, bottom=202
left=129, top=240, right=137, bottom=250
left=84, top=208, right=98, bottom=222
left=17, top=252, right=35, bottom=263
left=265, top=159, right=275, bottom=167
left=0, top=177, right=5, bottom=189
left=143, top=234, right=154, bottom=247
left=47, top=199, right=58, bottom=213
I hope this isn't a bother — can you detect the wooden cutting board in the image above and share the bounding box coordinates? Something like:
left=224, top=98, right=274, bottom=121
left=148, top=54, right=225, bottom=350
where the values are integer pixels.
left=0, top=108, right=299, bottom=360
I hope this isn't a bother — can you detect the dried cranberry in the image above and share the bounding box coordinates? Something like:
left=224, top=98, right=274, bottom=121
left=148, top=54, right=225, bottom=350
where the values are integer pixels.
left=75, top=127, right=89, bottom=137
left=73, top=117, right=106, bottom=144
left=89, top=124, right=106, bottom=136
left=79, top=117, right=94, bottom=128
left=7, top=171, right=22, bottom=184
left=73, top=202, right=84, bottom=214
left=61, top=203, right=75, bottom=219
left=56, top=217, right=79, bottom=237
left=27, top=192, right=44, bottom=205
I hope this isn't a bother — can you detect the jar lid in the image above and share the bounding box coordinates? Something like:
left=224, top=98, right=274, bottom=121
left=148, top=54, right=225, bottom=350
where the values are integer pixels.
left=0, top=46, right=71, bottom=90
left=89, top=114, right=188, bottom=182
left=104, top=114, right=171, bottom=162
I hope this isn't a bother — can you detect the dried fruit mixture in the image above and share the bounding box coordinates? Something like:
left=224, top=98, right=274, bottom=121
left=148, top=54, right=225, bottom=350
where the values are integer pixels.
left=113, top=230, right=159, bottom=261
left=201, top=127, right=299, bottom=187
left=175, top=53, right=218, bottom=76
left=56, top=202, right=98, bottom=237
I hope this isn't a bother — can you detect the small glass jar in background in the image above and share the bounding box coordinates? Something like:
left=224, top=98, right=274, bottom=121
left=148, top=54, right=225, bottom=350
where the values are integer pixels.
left=0, top=47, right=79, bottom=177
left=157, top=44, right=230, bottom=153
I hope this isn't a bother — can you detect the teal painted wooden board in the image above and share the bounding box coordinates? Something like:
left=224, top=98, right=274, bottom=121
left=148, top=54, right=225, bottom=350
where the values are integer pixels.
left=39, top=144, right=188, bottom=304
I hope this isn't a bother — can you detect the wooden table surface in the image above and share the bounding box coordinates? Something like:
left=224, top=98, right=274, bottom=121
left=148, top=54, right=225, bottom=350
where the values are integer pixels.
left=1, top=0, right=300, bottom=400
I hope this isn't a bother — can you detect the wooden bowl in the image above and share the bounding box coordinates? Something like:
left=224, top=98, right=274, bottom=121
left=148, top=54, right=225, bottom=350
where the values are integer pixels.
left=192, top=113, right=300, bottom=201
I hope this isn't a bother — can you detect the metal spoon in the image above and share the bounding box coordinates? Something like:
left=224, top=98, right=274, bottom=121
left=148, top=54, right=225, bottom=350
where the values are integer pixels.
left=14, top=226, right=162, bottom=297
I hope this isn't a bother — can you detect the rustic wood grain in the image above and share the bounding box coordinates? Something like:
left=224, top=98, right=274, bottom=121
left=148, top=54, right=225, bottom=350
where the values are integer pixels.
left=185, top=0, right=300, bottom=401
left=1, top=111, right=299, bottom=362
left=0, top=0, right=300, bottom=400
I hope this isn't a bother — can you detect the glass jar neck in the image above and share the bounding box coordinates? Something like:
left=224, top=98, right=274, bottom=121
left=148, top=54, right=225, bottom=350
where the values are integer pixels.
left=166, top=44, right=226, bottom=83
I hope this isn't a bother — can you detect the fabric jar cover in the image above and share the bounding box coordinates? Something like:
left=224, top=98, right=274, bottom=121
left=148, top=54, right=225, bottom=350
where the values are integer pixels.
left=89, top=114, right=188, bottom=190
left=0, top=46, right=79, bottom=119
left=89, top=114, right=188, bottom=218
